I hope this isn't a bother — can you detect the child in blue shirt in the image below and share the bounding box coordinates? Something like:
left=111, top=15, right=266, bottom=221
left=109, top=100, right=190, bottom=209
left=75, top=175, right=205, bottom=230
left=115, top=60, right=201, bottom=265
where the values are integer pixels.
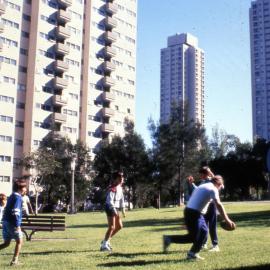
left=0, top=179, right=27, bottom=266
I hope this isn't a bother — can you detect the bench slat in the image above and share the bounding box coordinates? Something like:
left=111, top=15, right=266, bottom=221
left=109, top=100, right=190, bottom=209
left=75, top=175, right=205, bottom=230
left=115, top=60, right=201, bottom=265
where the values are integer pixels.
left=22, top=219, right=65, bottom=223
left=22, top=227, right=65, bottom=231
left=23, top=215, right=65, bottom=219
left=22, top=223, right=65, bottom=227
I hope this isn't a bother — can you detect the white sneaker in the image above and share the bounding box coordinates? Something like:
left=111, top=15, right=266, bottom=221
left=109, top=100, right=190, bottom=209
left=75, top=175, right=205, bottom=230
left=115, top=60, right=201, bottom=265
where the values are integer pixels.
left=187, top=251, right=205, bottom=260
left=209, top=245, right=220, bottom=252
left=202, top=244, right=208, bottom=250
left=100, top=241, right=111, bottom=252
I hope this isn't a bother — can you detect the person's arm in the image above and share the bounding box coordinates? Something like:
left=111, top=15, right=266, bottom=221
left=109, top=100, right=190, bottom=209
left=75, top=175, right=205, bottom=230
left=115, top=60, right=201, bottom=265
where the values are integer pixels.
left=12, top=196, right=22, bottom=229
left=214, top=198, right=235, bottom=228
left=27, top=201, right=34, bottom=214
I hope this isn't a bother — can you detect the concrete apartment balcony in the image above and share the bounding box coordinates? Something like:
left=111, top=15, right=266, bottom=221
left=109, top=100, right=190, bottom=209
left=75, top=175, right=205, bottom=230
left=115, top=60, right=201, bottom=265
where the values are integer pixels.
left=101, top=107, right=114, bottom=117
left=102, top=91, right=115, bottom=102
left=0, top=22, right=4, bottom=34
left=102, top=76, right=115, bottom=87
left=104, top=31, right=117, bottom=44
left=52, top=95, right=68, bottom=106
left=101, top=123, right=114, bottom=133
left=0, top=3, right=6, bottom=15
left=58, top=0, right=72, bottom=8
left=56, top=25, right=71, bottom=40
left=103, top=61, right=116, bottom=72
left=55, top=42, right=70, bottom=55
left=53, top=76, right=68, bottom=89
left=54, top=60, right=69, bottom=73
left=57, top=9, right=71, bottom=24
left=105, top=16, right=117, bottom=29
left=0, top=40, right=3, bottom=52
left=51, top=112, right=67, bottom=124
left=104, top=46, right=116, bottom=58
left=106, top=2, right=117, bottom=15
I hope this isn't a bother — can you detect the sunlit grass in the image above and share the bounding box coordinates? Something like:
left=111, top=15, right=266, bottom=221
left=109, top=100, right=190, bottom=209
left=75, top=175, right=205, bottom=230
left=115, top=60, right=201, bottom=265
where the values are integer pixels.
left=0, top=202, right=270, bottom=269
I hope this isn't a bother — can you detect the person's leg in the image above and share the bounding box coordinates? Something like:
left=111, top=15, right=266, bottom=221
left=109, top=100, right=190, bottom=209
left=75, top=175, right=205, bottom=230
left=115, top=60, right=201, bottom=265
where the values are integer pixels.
left=207, top=203, right=218, bottom=247
left=10, top=238, right=23, bottom=265
left=110, top=214, right=123, bottom=238
left=104, top=215, right=116, bottom=241
left=188, top=213, right=208, bottom=254
left=0, top=240, right=11, bottom=250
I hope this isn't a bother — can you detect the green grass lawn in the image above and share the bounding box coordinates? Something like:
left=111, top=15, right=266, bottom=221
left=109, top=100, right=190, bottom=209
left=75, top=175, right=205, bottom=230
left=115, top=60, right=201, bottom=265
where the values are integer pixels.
left=1, top=202, right=270, bottom=270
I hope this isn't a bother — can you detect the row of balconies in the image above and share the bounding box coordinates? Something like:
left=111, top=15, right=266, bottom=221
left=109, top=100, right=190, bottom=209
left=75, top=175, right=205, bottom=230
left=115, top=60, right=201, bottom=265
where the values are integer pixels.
left=51, top=113, right=114, bottom=134
left=0, top=3, right=6, bottom=15
left=58, top=0, right=72, bottom=8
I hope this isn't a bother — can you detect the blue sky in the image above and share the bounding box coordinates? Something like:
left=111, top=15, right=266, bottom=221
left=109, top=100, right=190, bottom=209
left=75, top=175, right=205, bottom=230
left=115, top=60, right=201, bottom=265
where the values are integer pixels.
left=135, top=0, right=252, bottom=147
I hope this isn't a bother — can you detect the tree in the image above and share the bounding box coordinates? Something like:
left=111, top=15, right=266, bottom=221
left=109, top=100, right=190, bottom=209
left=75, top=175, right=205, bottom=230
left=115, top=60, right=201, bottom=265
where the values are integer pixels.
left=21, top=132, right=92, bottom=210
left=149, top=105, right=208, bottom=206
left=93, top=120, right=151, bottom=208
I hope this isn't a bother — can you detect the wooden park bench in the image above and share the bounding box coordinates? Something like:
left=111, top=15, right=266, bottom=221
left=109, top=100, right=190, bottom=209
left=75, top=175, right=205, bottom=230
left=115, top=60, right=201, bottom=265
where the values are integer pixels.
left=21, top=215, right=66, bottom=241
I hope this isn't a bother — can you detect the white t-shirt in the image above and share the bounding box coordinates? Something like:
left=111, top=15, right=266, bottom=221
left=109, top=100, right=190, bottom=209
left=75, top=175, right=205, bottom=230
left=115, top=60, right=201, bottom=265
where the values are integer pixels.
left=187, top=182, right=219, bottom=214
left=105, top=185, right=125, bottom=209
left=0, top=205, right=5, bottom=222
left=22, top=195, right=30, bottom=215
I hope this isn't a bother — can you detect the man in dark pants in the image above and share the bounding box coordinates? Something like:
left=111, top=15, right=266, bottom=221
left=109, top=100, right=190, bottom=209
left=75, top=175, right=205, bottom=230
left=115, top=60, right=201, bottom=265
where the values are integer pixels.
left=163, top=175, right=235, bottom=260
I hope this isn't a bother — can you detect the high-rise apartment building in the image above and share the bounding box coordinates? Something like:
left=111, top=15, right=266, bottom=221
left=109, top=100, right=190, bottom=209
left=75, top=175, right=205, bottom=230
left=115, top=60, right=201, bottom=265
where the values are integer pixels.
left=160, top=33, right=205, bottom=125
left=0, top=0, right=137, bottom=195
left=250, top=0, right=270, bottom=140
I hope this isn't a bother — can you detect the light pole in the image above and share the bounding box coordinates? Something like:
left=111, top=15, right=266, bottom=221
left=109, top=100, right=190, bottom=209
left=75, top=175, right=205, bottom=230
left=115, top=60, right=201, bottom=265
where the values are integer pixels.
left=70, top=155, right=76, bottom=214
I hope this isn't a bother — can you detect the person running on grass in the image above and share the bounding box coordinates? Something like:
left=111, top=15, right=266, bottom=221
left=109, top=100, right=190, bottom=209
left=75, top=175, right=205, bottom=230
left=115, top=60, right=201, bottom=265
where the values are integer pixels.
left=100, top=171, right=126, bottom=252
left=0, top=193, right=7, bottom=228
left=0, top=179, right=27, bottom=266
left=163, top=175, right=235, bottom=260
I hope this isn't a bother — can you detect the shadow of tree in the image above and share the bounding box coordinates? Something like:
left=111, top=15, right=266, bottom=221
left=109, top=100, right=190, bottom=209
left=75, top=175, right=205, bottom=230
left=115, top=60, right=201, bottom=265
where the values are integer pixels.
left=229, top=210, right=270, bottom=227
left=219, top=264, right=270, bottom=270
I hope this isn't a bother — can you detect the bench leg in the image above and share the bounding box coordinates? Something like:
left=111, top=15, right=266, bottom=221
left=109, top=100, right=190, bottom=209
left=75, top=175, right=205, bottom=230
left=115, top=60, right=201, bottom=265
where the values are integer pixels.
left=21, top=229, right=30, bottom=241
left=28, top=230, right=37, bottom=241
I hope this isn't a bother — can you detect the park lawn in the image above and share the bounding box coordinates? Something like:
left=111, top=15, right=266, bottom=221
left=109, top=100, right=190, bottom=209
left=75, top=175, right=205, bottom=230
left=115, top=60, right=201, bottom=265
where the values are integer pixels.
left=0, top=202, right=270, bottom=270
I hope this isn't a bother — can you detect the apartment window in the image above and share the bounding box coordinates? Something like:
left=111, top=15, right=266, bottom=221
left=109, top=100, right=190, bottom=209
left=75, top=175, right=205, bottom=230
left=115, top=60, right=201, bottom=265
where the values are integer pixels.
left=0, top=36, right=18, bottom=47
left=2, top=18, right=19, bottom=29
left=3, top=1, right=20, bottom=11
left=0, top=176, right=11, bottom=182
left=0, top=135, right=12, bottom=142
left=66, top=42, right=80, bottom=51
left=17, top=84, right=26, bottom=91
left=16, top=102, right=25, bottom=109
left=63, top=126, right=77, bottom=133
left=69, top=93, right=78, bottom=100
left=21, top=31, right=30, bottom=38
left=23, top=14, right=31, bottom=22
left=15, top=121, right=24, bottom=128
left=128, top=79, right=135, bottom=85
left=3, top=76, right=15, bottom=84
left=0, top=95, right=14, bottom=103
left=0, top=155, right=11, bottom=162
left=33, top=140, right=41, bottom=146
left=15, top=139, right=23, bottom=146
left=0, top=56, right=16, bottom=65
left=19, top=66, right=27, bottom=73
left=63, top=109, right=78, bottom=116
left=20, top=48, right=28, bottom=56
left=0, top=115, right=13, bottom=123
left=66, top=58, right=80, bottom=67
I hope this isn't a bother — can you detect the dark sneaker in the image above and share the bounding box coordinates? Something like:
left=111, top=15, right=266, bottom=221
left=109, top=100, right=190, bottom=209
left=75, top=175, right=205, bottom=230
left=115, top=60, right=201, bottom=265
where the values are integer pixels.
left=163, top=235, right=171, bottom=253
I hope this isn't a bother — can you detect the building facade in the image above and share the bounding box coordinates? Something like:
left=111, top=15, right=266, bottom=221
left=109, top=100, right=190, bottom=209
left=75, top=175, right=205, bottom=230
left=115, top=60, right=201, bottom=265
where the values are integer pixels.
left=0, top=0, right=137, bottom=195
left=160, top=33, right=205, bottom=125
left=250, top=0, right=270, bottom=140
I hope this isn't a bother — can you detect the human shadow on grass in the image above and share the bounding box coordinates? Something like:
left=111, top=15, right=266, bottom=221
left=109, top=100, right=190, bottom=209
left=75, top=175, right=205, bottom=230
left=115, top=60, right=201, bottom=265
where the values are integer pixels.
left=107, top=250, right=184, bottom=258
left=19, top=249, right=97, bottom=256
left=97, top=258, right=188, bottom=267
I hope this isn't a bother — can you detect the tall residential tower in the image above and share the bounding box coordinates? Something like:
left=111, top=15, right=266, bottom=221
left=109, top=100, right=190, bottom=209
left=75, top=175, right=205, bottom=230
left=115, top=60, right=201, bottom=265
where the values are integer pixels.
left=0, top=0, right=137, bottom=195
left=250, top=0, right=270, bottom=140
left=160, top=33, right=205, bottom=124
